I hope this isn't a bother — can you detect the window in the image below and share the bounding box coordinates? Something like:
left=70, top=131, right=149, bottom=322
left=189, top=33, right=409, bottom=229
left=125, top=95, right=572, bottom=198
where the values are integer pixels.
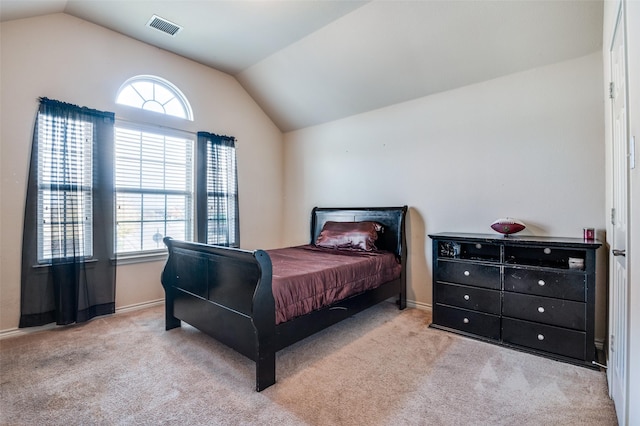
left=206, top=140, right=238, bottom=245
left=115, top=124, right=194, bottom=254
left=116, top=75, right=193, bottom=120
left=21, top=98, right=116, bottom=327
left=197, top=132, right=239, bottom=247
left=114, top=76, right=238, bottom=256
left=37, top=112, right=94, bottom=262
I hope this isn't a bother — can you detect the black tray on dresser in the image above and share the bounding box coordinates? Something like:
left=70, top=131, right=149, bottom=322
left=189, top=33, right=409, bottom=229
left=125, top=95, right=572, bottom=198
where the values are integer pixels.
left=428, top=232, right=602, bottom=369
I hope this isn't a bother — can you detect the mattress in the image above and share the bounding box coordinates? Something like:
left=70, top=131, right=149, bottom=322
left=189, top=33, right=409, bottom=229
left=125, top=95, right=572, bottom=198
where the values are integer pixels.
left=268, top=245, right=402, bottom=324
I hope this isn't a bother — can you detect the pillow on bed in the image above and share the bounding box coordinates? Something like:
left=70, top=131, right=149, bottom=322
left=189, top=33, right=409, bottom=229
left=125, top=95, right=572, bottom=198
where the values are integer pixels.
left=315, top=221, right=383, bottom=251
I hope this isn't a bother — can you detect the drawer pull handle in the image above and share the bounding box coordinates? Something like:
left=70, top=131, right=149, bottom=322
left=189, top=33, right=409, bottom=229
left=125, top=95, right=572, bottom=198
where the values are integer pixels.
left=538, top=306, right=545, bottom=313
left=464, top=271, right=470, bottom=276
left=537, top=334, right=545, bottom=341
left=538, top=280, right=545, bottom=286
left=463, top=294, right=470, bottom=301
left=463, top=318, right=470, bottom=324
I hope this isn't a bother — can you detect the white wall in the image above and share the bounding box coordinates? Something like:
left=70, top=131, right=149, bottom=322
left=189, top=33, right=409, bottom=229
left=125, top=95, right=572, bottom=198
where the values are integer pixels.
left=283, top=53, right=607, bottom=338
left=0, top=14, right=284, bottom=332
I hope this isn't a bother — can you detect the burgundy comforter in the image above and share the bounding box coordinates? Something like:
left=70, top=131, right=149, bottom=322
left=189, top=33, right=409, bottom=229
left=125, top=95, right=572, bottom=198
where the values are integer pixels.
left=268, top=245, right=402, bottom=324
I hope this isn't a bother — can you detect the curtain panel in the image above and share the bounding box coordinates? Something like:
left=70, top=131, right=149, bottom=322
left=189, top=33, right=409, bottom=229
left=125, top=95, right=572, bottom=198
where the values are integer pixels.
left=20, top=98, right=116, bottom=327
left=196, top=132, right=239, bottom=247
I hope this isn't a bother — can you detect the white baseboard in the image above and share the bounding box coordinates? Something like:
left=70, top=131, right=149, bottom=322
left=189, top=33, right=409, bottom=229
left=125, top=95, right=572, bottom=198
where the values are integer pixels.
left=0, top=299, right=165, bottom=340
left=115, top=299, right=164, bottom=314
left=0, top=322, right=58, bottom=340
left=407, top=299, right=432, bottom=311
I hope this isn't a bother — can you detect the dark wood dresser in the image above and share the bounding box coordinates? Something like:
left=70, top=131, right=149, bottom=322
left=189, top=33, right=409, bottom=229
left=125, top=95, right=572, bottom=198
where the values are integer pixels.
left=428, top=232, right=602, bottom=368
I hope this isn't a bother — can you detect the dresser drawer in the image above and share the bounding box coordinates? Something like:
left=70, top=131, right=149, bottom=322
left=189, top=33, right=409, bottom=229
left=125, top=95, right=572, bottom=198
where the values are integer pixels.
left=435, top=260, right=500, bottom=290
left=504, top=246, right=587, bottom=270
left=438, top=240, right=501, bottom=262
left=502, top=318, right=586, bottom=360
left=435, top=282, right=501, bottom=315
left=433, top=304, right=500, bottom=340
left=503, top=292, right=586, bottom=330
left=504, top=267, right=586, bottom=302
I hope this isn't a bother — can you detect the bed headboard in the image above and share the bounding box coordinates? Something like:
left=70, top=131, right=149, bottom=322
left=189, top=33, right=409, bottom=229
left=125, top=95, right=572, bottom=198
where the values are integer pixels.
left=310, top=206, right=408, bottom=259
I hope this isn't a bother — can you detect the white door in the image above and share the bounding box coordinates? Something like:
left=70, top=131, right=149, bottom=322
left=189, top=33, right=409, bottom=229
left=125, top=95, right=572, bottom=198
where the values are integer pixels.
left=608, top=3, right=629, bottom=425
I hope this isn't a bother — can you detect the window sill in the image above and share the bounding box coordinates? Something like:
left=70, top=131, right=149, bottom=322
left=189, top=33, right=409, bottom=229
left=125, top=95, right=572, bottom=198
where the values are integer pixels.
left=32, top=258, right=98, bottom=269
left=113, top=251, right=168, bottom=265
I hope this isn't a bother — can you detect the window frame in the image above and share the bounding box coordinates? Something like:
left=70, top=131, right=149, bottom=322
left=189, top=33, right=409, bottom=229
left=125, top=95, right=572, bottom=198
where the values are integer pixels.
left=116, top=75, right=194, bottom=121
left=36, top=112, right=95, bottom=264
left=196, top=133, right=240, bottom=248
left=112, top=75, right=239, bottom=264
left=114, top=120, right=196, bottom=259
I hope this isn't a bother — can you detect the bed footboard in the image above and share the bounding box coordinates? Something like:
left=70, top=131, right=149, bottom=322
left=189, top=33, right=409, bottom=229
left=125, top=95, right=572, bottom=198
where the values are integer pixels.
left=161, top=238, right=276, bottom=391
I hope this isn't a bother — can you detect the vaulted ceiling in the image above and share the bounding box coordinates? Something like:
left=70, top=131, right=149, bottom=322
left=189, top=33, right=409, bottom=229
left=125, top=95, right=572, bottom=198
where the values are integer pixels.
left=0, top=0, right=604, bottom=132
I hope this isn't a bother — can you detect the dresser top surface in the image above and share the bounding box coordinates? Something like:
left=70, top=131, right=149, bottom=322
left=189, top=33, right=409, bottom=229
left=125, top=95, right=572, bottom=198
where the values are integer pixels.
left=428, top=232, right=602, bottom=249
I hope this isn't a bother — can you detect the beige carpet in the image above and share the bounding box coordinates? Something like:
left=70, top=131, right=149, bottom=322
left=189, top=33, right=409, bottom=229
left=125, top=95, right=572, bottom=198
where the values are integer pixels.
left=0, top=302, right=616, bottom=425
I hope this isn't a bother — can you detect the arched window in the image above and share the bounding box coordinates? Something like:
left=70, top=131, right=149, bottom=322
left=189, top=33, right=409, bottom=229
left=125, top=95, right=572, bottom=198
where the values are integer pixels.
left=113, top=75, right=238, bottom=259
left=116, top=75, right=193, bottom=121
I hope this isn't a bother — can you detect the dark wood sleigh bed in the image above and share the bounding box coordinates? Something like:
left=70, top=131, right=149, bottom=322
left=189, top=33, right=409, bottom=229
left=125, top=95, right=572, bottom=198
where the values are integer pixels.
left=161, top=206, right=407, bottom=391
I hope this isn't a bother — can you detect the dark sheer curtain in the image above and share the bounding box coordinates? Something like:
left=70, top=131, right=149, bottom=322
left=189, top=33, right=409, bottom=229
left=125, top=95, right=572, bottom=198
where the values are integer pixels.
left=20, top=98, right=116, bottom=327
left=196, top=132, right=239, bottom=247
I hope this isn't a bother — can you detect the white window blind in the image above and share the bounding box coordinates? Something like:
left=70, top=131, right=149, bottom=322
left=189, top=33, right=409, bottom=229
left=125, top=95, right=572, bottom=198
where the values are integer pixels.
left=206, top=141, right=238, bottom=246
left=115, top=124, right=194, bottom=254
left=37, top=114, right=94, bottom=262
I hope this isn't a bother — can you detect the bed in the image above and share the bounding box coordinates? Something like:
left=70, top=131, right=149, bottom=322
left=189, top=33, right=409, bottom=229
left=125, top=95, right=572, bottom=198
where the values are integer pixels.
left=161, top=206, right=407, bottom=391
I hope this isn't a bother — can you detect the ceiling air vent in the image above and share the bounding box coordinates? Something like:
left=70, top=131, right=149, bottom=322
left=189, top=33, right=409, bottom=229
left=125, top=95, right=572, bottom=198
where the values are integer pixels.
left=146, top=15, right=182, bottom=37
